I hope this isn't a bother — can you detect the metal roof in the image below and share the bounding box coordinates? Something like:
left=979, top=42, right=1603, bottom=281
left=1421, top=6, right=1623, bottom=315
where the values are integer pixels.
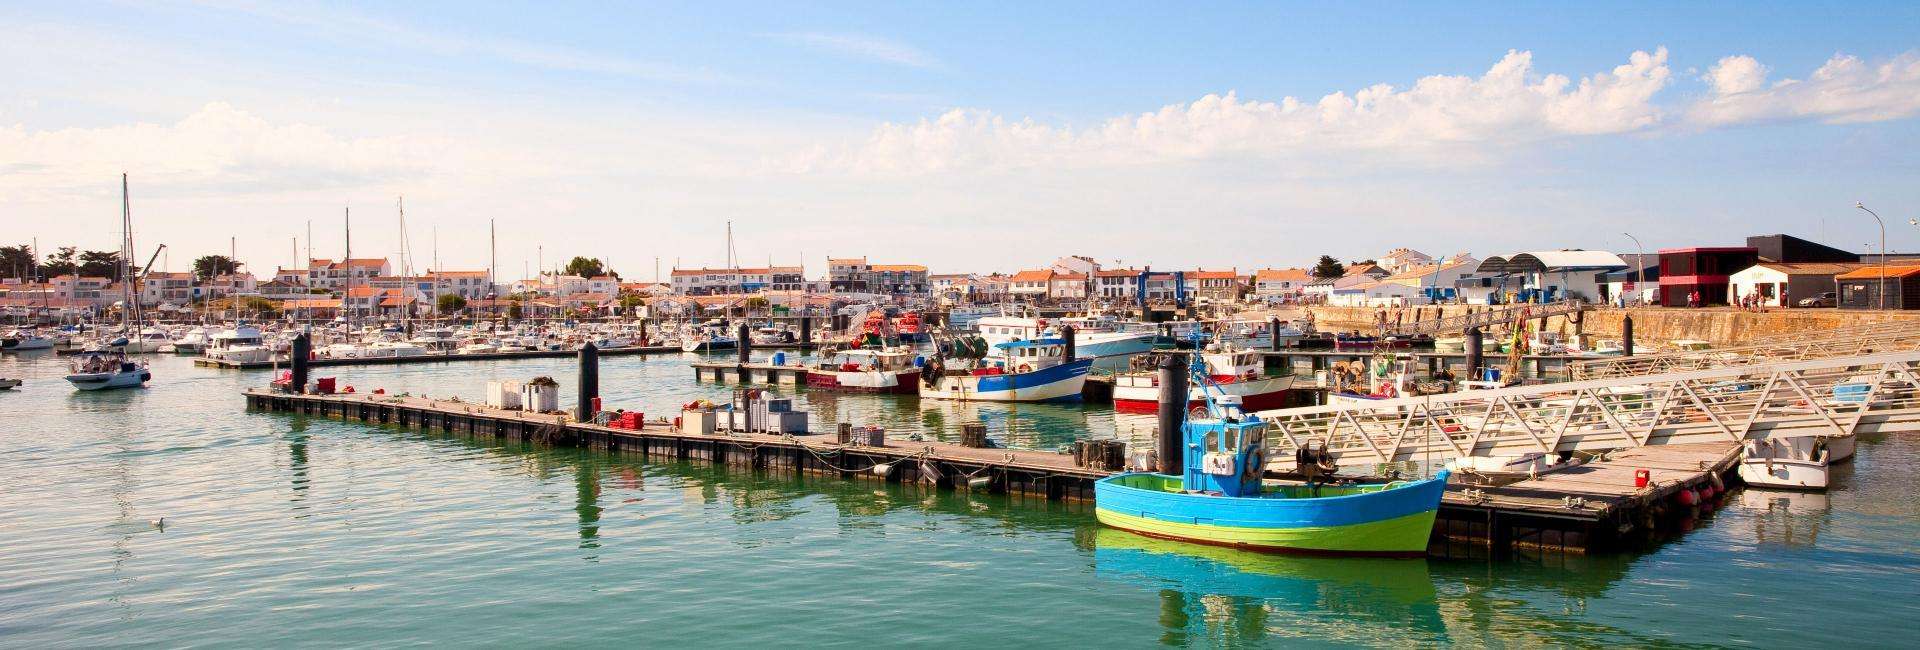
left=1477, top=250, right=1627, bottom=274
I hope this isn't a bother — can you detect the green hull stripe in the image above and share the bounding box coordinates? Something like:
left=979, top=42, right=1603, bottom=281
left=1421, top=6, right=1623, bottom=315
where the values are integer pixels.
left=1095, top=508, right=1437, bottom=553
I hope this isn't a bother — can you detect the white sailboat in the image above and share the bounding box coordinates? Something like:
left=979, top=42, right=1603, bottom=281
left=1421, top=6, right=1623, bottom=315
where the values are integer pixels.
left=65, top=350, right=149, bottom=391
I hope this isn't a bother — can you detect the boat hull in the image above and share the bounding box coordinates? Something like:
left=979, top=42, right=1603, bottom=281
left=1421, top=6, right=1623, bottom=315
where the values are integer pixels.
left=1738, top=458, right=1829, bottom=490
left=65, top=370, right=150, bottom=391
left=1093, top=472, right=1448, bottom=556
left=1112, top=375, right=1295, bottom=414
left=805, top=369, right=920, bottom=394
left=919, top=359, right=1091, bottom=402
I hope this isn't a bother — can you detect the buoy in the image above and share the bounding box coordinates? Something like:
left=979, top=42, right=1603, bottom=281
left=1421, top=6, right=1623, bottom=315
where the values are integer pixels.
left=871, top=463, right=893, bottom=476
left=1675, top=489, right=1698, bottom=506
left=967, top=476, right=991, bottom=489
left=373, top=388, right=385, bottom=395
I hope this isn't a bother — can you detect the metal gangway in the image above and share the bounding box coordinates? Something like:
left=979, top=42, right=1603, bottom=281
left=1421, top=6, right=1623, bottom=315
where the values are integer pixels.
left=1253, top=350, right=1920, bottom=467
left=1385, top=300, right=1588, bottom=338
left=1569, top=319, right=1920, bottom=380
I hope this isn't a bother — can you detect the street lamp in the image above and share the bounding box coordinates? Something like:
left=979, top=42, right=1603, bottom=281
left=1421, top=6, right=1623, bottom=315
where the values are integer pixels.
left=1856, top=202, right=1887, bottom=310
left=1622, top=233, right=1646, bottom=307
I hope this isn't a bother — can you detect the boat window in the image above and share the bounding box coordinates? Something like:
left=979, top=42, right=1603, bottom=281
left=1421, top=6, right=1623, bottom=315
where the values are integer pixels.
left=1245, top=427, right=1263, bottom=450
left=1222, top=428, right=1238, bottom=452
left=1204, top=430, right=1219, bottom=452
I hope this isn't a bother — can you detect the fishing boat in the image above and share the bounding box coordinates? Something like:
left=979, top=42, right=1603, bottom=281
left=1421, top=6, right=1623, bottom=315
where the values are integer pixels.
left=807, top=347, right=921, bottom=394
left=919, top=337, right=1092, bottom=402
left=0, top=377, right=20, bottom=390
left=1738, top=434, right=1855, bottom=491
left=1110, top=345, right=1296, bottom=413
left=944, top=305, right=994, bottom=332
left=892, top=311, right=929, bottom=342
left=65, top=350, right=150, bottom=391
left=978, top=315, right=1157, bottom=364
left=1095, top=368, right=1448, bottom=555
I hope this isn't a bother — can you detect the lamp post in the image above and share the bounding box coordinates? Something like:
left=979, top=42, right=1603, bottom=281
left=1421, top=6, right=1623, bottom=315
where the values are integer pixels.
left=1622, top=233, right=1646, bottom=307
left=1856, top=203, right=1887, bottom=310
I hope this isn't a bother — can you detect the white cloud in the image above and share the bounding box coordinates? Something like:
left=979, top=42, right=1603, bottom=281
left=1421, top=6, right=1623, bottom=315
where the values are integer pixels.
left=0, top=102, right=435, bottom=200
left=1704, top=55, right=1769, bottom=95
left=1690, top=51, right=1920, bottom=126
left=794, top=48, right=1674, bottom=175
left=775, top=32, right=937, bottom=68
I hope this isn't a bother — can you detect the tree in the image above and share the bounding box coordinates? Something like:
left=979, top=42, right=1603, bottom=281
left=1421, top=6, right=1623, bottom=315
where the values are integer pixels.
left=41, top=247, right=78, bottom=276
left=618, top=294, right=646, bottom=311
left=507, top=303, right=523, bottom=321
left=78, top=250, right=133, bottom=280
left=437, top=293, right=467, bottom=314
left=0, top=244, right=33, bottom=279
left=563, top=256, right=605, bottom=278
left=193, top=255, right=243, bottom=282
left=1311, top=255, right=1346, bottom=280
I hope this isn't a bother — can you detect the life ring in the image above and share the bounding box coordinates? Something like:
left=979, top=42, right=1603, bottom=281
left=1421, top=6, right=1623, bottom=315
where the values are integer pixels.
left=1242, top=447, right=1265, bottom=485
left=1377, top=382, right=1398, bottom=398
left=1016, top=363, right=1034, bottom=373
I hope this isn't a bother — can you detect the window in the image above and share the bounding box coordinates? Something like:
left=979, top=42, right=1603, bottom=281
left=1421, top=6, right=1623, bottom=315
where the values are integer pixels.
left=1204, top=430, right=1218, bottom=452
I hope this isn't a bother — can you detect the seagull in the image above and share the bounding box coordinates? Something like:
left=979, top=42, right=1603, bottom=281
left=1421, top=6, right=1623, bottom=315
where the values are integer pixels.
left=150, top=517, right=165, bottom=531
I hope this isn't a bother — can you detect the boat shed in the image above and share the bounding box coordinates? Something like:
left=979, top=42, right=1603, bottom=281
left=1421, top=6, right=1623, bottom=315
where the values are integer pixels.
left=1835, top=264, right=1920, bottom=310
left=1473, top=250, right=1627, bottom=303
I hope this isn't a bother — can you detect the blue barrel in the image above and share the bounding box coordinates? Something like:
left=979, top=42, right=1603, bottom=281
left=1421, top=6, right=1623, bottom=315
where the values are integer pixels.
left=914, top=355, right=925, bottom=367
left=772, top=352, right=786, bottom=366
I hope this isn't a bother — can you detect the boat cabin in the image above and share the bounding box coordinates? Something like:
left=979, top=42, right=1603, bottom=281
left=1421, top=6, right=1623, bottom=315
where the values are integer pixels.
left=1200, top=346, right=1262, bottom=382
left=1183, top=405, right=1268, bottom=498
left=985, top=338, right=1070, bottom=373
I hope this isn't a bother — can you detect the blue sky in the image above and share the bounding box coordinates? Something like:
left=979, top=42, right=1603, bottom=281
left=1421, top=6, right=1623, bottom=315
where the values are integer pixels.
left=3, top=1, right=1918, bottom=277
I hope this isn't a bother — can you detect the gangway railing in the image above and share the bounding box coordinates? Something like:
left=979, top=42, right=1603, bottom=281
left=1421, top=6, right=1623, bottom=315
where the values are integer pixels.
left=1254, top=350, right=1920, bottom=467
left=1569, top=319, right=1920, bottom=380
left=1386, top=300, right=1588, bottom=338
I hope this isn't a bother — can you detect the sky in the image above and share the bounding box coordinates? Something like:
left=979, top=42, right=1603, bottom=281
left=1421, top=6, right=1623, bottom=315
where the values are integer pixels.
left=3, top=1, right=1919, bottom=280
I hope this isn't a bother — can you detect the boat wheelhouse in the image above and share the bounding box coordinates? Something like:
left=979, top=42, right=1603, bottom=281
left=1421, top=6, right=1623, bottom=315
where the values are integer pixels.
left=1111, top=345, right=1296, bottom=413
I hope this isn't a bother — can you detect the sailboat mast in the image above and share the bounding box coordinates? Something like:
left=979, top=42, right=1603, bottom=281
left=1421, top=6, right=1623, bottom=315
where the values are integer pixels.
left=344, top=207, right=352, bottom=339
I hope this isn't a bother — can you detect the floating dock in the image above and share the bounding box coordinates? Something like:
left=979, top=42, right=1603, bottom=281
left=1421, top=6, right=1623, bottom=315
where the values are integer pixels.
left=1432, top=442, right=1741, bottom=557
left=198, top=345, right=686, bottom=370
left=244, top=388, right=1741, bottom=555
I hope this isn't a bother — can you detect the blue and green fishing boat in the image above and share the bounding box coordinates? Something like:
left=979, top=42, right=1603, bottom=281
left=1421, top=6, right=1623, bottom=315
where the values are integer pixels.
left=1094, top=358, right=1448, bottom=556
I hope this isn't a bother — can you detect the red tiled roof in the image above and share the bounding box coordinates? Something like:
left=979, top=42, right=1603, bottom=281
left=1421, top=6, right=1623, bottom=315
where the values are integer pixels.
left=1010, top=270, right=1053, bottom=282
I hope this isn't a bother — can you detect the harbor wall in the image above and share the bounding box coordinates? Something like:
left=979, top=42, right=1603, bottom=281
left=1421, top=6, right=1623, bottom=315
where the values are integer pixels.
left=1306, top=305, right=1920, bottom=346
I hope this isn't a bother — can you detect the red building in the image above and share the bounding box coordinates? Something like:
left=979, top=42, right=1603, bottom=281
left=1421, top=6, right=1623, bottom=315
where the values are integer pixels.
left=1657, top=247, right=1759, bottom=306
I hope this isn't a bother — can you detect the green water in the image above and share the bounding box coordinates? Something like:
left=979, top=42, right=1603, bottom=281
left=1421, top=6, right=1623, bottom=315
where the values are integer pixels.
left=2, top=352, right=1915, bottom=647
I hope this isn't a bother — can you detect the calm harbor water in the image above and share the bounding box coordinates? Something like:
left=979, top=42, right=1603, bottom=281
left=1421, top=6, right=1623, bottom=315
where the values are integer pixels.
left=2, top=351, right=1916, bottom=647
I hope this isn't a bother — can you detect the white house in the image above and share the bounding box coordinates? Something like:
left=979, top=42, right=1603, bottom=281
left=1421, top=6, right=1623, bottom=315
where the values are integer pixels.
left=1729, top=262, right=1864, bottom=307
left=1376, top=248, right=1434, bottom=274
left=1252, top=268, right=1312, bottom=300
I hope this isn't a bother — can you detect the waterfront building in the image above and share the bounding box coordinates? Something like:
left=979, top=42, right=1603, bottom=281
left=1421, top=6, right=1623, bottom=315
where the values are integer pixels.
left=1595, top=263, right=1662, bottom=305
left=1659, top=247, right=1759, bottom=306
left=869, top=264, right=929, bottom=294
left=306, top=258, right=391, bottom=291
left=427, top=270, right=496, bottom=301
left=272, top=267, right=307, bottom=287
left=1188, top=269, right=1246, bottom=302
left=1092, top=269, right=1138, bottom=302
left=1048, top=272, right=1088, bottom=301
left=1252, top=268, right=1312, bottom=301
left=827, top=257, right=870, bottom=292
left=202, top=273, right=260, bottom=299
left=1835, top=263, right=1920, bottom=310
left=1469, top=251, right=1620, bottom=303
left=255, top=280, right=310, bottom=301
left=1008, top=269, right=1052, bottom=300
left=1376, top=248, right=1433, bottom=274
left=1729, top=262, right=1867, bottom=308
left=1049, top=255, right=1100, bottom=276
left=140, top=271, right=195, bottom=304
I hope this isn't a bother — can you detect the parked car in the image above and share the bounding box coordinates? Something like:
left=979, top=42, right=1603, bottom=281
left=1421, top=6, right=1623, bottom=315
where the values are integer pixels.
left=1797, top=291, right=1837, bottom=308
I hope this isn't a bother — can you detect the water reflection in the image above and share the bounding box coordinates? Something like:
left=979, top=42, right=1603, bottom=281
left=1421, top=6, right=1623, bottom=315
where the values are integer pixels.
left=285, top=416, right=311, bottom=515
left=1736, top=488, right=1832, bottom=548
left=1080, top=527, right=1445, bottom=646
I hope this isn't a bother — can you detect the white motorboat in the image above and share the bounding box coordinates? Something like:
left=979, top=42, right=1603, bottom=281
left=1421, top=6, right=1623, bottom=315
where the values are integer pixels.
left=1446, top=452, right=1585, bottom=485
left=171, top=327, right=211, bottom=355
left=2, top=330, right=56, bottom=352
left=681, top=322, right=739, bottom=353
left=207, top=326, right=275, bottom=364
left=120, top=327, right=173, bottom=354
left=456, top=336, right=502, bottom=355
left=1738, top=434, right=1856, bottom=491
left=65, top=350, right=150, bottom=391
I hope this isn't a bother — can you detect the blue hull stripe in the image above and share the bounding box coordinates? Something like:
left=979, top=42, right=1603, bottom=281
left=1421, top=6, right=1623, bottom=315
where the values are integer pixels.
left=1093, top=472, right=1449, bottom=530
left=975, top=359, right=1092, bottom=393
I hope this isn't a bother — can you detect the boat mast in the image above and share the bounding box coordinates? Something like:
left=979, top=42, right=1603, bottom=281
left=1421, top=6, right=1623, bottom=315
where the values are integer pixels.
left=344, top=206, right=352, bottom=341
left=121, top=173, right=136, bottom=331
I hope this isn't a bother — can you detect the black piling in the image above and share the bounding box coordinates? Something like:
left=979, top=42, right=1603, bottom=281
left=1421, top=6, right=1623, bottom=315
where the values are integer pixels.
left=737, top=323, right=752, bottom=363
left=1269, top=317, right=1282, bottom=350
left=290, top=333, right=310, bottom=393
left=576, top=342, right=599, bottom=422
left=1060, top=324, right=1076, bottom=361
left=1622, top=315, right=1635, bottom=357
left=800, top=316, right=812, bottom=348
left=1156, top=353, right=1189, bottom=474
left=1465, top=326, right=1483, bottom=381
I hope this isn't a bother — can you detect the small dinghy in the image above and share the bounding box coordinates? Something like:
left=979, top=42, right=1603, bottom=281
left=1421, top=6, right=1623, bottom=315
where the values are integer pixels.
left=1095, top=362, right=1448, bottom=556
